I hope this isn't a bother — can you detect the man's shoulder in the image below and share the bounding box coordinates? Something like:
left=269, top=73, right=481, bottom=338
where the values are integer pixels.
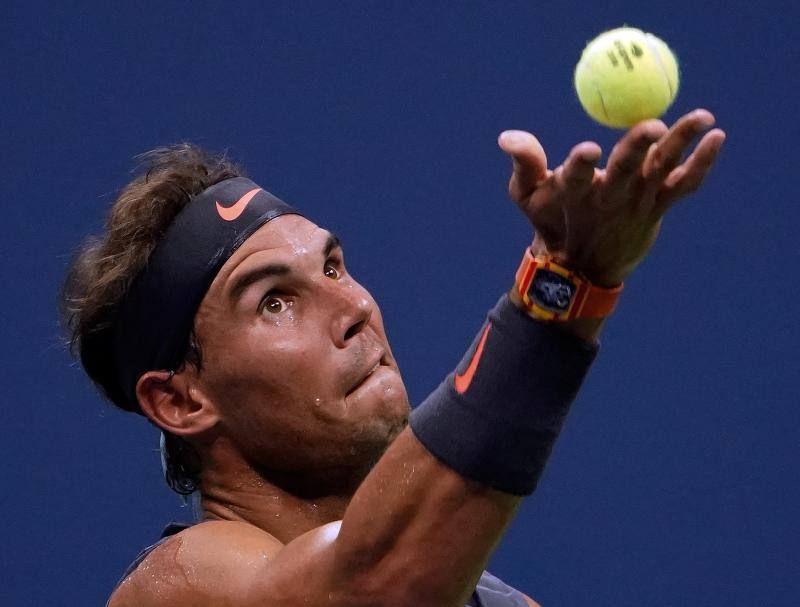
left=108, top=520, right=284, bottom=607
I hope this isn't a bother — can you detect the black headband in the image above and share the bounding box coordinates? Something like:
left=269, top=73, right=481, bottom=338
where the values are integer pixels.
left=113, top=177, right=300, bottom=408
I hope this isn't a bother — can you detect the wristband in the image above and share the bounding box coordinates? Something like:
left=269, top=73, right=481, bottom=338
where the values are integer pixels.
left=409, top=294, right=597, bottom=495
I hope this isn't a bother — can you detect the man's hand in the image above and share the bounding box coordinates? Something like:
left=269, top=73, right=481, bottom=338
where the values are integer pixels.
left=498, top=109, right=726, bottom=287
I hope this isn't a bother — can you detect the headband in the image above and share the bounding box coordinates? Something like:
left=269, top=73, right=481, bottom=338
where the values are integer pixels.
left=113, top=177, right=300, bottom=408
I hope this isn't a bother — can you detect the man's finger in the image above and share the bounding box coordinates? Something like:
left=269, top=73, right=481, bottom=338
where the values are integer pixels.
left=498, top=130, right=548, bottom=202
left=557, top=142, right=602, bottom=206
left=604, top=119, right=668, bottom=204
left=547, top=142, right=602, bottom=257
left=654, top=128, right=726, bottom=211
left=642, top=109, right=716, bottom=184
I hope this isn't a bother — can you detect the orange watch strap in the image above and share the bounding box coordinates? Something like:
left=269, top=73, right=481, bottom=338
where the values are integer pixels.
left=575, top=280, right=623, bottom=317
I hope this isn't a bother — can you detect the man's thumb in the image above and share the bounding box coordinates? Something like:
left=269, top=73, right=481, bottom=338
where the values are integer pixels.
left=498, top=130, right=548, bottom=201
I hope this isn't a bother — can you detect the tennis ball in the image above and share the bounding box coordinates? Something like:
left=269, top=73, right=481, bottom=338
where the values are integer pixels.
left=574, top=27, right=680, bottom=129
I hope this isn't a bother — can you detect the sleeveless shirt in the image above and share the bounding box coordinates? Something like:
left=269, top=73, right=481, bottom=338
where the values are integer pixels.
left=111, top=522, right=529, bottom=607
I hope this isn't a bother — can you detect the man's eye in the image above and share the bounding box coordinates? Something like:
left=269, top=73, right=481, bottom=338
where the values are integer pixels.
left=324, top=262, right=340, bottom=279
left=261, top=295, right=288, bottom=314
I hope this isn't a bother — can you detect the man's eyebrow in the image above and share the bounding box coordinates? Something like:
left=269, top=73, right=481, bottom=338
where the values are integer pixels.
left=324, top=232, right=342, bottom=257
left=228, top=263, right=291, bottom=303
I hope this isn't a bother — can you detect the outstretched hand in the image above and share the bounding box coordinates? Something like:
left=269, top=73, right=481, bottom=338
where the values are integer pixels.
left=498, top=109, right=726, bottom=287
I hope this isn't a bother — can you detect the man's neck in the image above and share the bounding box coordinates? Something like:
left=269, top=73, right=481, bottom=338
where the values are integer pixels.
left=198, top=442, right=370, bottom=544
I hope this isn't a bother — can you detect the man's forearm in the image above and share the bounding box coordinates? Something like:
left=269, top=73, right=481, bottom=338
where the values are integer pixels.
left=335, top=429, right=521, bottom=605
left=328, top=296, right=597, bottom=605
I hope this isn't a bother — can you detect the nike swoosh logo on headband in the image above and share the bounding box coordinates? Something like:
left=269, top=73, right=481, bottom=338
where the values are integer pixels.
left=454, top=322, right=492, bottom=394
left=215, top=188, right=262, bottom=221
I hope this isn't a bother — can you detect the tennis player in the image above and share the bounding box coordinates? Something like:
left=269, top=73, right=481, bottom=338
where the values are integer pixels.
left=62, top=110, right=724, bottom=606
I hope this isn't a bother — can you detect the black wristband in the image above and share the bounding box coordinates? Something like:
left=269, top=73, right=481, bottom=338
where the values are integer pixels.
left=409, top=294, right=598, bottom=495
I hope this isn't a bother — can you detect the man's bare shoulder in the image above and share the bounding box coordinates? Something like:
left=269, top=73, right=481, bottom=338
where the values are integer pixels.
left=107, top=520, right=285, bottom=607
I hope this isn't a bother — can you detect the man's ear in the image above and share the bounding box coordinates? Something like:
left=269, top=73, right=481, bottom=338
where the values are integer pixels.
left=136, top=369, right=219, bottom=437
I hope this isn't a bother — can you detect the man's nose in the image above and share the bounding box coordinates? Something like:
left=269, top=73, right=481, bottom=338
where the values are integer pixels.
left=329, top=280, right=374, bottom=348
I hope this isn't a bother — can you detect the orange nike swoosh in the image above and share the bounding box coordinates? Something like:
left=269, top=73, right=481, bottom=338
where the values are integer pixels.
left=454, top=322, right=492, bottom=394
left=215, top=188, right=262, bottom=221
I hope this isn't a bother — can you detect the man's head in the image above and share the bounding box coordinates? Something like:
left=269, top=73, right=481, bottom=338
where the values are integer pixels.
left=61, top=144, right=410, bottom=496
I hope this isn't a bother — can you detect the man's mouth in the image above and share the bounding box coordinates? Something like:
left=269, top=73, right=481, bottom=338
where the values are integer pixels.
left=346, top=354, right=388, bottom=395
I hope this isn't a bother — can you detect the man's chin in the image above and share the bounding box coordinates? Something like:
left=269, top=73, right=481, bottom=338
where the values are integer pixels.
left=351, top=406, right=410, bottom=465
left=387, top=409, right=410, bottom=442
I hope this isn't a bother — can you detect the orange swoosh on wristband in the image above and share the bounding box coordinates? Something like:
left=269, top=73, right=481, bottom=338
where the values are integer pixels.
left=215, top=188, right=262, bottom=221
left=454, top=322, right=492, bottom=394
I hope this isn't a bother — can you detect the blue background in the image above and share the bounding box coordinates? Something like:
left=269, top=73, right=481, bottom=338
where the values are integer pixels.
left=4, top=2, right=798, bottom=605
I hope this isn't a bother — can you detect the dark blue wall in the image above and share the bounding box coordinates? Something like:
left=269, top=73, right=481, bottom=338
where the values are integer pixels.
left=4, top=2, right=798, bottom=605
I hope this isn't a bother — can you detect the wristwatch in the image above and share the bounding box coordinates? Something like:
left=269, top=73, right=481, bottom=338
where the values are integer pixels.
left=514, top=248, right=623, bottom=321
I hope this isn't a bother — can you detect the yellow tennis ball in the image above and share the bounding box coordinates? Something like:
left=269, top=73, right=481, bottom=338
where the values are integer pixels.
left=574, top=27, right=680, bottom=129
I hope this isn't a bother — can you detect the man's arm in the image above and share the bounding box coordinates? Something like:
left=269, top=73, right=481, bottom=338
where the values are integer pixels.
left=110, top=110, right=724, bottom=607
left=110, top=430, right=533, bottom=606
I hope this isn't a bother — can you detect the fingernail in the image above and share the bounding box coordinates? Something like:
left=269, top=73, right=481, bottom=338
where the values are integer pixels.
left=499, top=130, right=526, bottom=145
left=695, top=110, right=715, bottom=128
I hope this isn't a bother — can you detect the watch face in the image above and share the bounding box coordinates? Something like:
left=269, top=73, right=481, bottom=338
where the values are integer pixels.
left=529, top=269, right=576, bottom=312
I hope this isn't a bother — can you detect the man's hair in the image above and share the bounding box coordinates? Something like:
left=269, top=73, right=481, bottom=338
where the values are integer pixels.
left=60, top=143, right=243, bottom=494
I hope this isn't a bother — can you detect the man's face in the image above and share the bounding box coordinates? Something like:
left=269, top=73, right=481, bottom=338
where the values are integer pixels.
left=191, top=214, right=410, bottom=475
